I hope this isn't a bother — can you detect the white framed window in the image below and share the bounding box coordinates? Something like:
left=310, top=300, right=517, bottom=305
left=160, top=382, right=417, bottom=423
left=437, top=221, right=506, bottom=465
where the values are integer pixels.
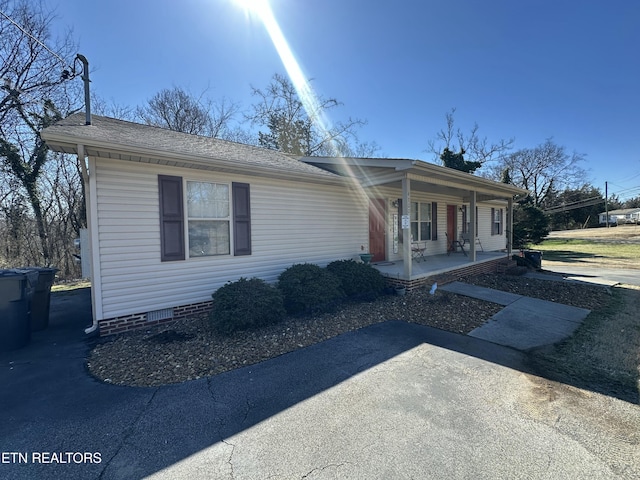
left=186, top=181, right=230, bottom=257
left=491, top=207, right=503, bottom=236
left=410, top=202, right=432, bottom=241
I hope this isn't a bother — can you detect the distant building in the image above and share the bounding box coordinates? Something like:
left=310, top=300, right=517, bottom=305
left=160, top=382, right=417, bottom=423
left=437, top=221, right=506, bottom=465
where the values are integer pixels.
left=598, top=208, right=640, bottom=225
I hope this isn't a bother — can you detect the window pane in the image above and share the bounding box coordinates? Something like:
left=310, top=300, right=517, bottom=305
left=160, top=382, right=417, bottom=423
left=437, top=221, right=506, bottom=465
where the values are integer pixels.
left=420, top=222, right=431, bottom=240
left=213, top=184, right=230, bottom=217
left=420, top=202, right=431, bottom=222
left=187, top=182, right=229, bottom=218
left=188, top=220, right=230, bottom=256
left=410, top=202, right=419, bottom=221
left=411, top=223, right=418, bottom=242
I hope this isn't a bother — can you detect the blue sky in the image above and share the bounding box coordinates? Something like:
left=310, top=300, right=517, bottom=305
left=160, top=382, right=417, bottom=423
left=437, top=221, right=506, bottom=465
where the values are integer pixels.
left=46, top=0, right=640, bottom=200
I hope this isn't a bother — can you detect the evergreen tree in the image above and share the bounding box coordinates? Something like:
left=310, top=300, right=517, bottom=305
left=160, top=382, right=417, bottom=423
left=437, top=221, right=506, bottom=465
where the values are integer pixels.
left=512, top=197, right=550, bottom=247
left=440, top=147, right=482, bottom=174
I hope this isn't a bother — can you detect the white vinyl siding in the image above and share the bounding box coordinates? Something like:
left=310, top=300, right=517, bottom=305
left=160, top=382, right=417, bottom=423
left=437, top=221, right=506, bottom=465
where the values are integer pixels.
left=93, top=159, right=367, bottom=319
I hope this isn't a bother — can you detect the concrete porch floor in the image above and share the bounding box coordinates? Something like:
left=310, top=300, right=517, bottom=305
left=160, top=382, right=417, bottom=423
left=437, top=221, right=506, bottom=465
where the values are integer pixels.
left=372, top=251, right=507, bottom=281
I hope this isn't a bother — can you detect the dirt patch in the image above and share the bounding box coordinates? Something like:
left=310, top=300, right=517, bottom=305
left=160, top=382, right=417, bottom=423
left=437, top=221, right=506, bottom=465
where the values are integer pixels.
left=460, top=273, right=612, bottom=311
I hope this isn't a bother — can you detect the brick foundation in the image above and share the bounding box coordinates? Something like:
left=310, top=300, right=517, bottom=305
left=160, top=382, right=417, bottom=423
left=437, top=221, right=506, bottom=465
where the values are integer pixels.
left=384, top=257, right=516, bottom=291
left=99, top=300, right=213, bottom=336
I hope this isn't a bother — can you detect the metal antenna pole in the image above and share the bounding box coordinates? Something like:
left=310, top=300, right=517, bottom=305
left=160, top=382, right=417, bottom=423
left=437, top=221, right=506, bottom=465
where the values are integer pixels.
left=76, top=54, right=91, bottom=125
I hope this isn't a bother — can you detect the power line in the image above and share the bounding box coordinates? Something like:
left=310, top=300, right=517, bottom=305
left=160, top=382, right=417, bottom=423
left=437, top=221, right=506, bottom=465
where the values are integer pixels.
left=607, top=184, right=640, bottom=203
left=612, top=185, right=640, bottom=196
left=543, top=197, right=604, bottom=214
left=609, top=170, right=640, bottom=186
left=0, top=8, right=74, bottom=73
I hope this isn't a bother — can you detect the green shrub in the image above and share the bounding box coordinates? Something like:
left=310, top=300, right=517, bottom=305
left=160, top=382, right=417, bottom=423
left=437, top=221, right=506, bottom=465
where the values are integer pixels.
left=277, top=263, right=345, bottom=314
left=326, top=259, right=386, bottom=300
left=210, top=277, right=285, bottom=334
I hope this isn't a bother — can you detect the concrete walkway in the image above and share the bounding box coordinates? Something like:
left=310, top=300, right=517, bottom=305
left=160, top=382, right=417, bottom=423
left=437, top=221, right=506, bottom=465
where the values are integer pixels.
left=440, top=281, right=591, bottom=350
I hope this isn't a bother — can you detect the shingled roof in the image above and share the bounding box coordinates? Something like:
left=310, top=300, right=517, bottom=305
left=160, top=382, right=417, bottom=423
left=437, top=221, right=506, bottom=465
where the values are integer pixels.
left=41, top=113, right=343, bottom=183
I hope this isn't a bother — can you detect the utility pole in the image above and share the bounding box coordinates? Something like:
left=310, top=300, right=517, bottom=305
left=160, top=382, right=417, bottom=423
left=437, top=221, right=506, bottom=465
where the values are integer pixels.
left=605, top=181, right=609, bottom=228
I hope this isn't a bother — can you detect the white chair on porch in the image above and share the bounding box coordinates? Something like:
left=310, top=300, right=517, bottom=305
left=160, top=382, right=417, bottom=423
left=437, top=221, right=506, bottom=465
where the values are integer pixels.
left=446, top=232, right=466, bottom=256
left=411, top=240, right=427, bottom=263
left=460, top=232, right=484, bottom=252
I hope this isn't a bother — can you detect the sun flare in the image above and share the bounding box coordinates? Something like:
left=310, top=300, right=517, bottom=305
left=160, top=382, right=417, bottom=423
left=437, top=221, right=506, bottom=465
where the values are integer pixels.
left=234, top=0, right=269, bottom=15
left=235, top=0, right=363, bottom=182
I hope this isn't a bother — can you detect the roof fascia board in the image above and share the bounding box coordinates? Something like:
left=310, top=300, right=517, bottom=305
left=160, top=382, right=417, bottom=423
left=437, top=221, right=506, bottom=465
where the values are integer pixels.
left=304, top=156, right=415, bottom=170
left=409, top=163, right=528, bottom=196
left=407, top=172, right=524, bottom=198
left=306, top=156, right=528, bottom=196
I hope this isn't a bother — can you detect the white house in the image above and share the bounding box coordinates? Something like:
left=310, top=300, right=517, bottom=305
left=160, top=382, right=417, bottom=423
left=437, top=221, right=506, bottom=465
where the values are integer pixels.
left=41, top=114, right=527, bottom=335
left=598, top=208, right=640, bottom=225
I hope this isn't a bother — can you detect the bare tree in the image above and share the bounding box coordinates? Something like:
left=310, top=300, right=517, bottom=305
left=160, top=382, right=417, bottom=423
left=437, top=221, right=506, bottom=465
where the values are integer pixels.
left=91, top=93, right=135, bottom=120
left=0, top=0, right=78, bottom=126
left=247, top=73, right=367, bottom=156
left=428, top=108, right=514, bottom=172
left=0, top=0, right=83, bottom=272
left=341, top=140, right=382, bottom=158
left=491, top=139, right=587, bottom=207
left=135, top=85, right=239, bottom=139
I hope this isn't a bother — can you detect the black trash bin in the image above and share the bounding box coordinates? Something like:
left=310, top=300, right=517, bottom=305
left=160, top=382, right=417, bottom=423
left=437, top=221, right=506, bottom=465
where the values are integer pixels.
left=19, top=267, right=58, bottom=331
left=0, top=270, right=36, bottom=352
left=523, top=250, right=543, bottom=270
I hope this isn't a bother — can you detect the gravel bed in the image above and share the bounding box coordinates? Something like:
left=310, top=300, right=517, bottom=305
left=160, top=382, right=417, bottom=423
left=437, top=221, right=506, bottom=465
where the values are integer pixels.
left=466, top=273, right=612, bottom=311
left=87, top=272, right=612, bottom=387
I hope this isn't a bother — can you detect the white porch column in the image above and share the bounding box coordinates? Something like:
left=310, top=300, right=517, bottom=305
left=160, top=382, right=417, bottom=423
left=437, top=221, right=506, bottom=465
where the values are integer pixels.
left=469, top=190, right=477, bottom=262
left=507, top=197, right=514, bottom=256
left=402, top=176, right=411, bottom=279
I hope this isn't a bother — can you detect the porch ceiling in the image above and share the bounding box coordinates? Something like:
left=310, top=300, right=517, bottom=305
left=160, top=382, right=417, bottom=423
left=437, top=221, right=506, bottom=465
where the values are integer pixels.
left=366, top=178, right=505, bottom=202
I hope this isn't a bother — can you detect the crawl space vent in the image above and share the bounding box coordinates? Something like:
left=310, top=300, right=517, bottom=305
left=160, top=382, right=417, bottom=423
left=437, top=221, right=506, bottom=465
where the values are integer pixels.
left=147, top=308, right=174, bottom=322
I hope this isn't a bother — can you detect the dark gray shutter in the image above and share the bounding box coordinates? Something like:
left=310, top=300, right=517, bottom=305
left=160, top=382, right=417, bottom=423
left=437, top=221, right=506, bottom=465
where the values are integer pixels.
left=431, top=202, right=438, bottom=240
left=500, top=208, right=504, bottom=235
left=232, top=182, right=251, bottom=256
left=158, top=175, right=185, bottom=261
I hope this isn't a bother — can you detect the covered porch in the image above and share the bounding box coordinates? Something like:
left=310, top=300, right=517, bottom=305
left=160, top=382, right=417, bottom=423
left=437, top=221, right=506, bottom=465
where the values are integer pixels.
left=372, top=251, right=508, bottom=287
left=305, top=157, right=529, bottom=281
left=373, top=250, right=506, bottom=279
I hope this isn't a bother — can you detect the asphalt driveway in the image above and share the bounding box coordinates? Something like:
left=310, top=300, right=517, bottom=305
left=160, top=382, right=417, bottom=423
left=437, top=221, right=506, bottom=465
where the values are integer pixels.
left=1, top=284, right=639, bottom=479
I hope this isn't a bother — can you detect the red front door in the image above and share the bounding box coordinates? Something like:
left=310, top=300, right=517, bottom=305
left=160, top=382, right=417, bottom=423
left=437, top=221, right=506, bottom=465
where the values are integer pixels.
left=369, top=199, right=386, bottom=262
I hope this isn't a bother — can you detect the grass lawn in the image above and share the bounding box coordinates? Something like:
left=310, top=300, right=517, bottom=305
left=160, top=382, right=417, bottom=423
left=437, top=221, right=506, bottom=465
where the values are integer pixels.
left=51, top=280, right=91, bottom=293
left=529, top=233, right=640, bottom=403
left=536, top=238, right=640, bottom=269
